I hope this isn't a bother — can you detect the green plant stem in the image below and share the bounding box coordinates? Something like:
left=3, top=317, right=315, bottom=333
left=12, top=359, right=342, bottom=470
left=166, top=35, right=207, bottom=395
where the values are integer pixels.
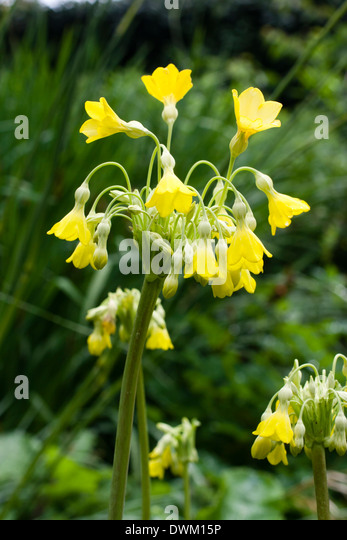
left=183, top=462, right=191, bottom=520
left=311, top=444, right=330, bottom=520
left=136, top=366, right=151, bottom=520
left=108, top=276, right=163, bottom=520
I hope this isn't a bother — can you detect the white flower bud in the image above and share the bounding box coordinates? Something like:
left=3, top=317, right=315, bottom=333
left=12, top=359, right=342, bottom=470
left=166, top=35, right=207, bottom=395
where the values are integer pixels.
left=198, top=219, right=212, bottom=238
left=232, top=199, right=247, bottom=220
left=255, top=172, right=274, bottom=193
left=161, top=146, right=176, bottom=170
left=162, top=274, right=179, bottom=299
left=162, top=103, right=178, bottom=125
left=74, top=182, right=90, bottom=205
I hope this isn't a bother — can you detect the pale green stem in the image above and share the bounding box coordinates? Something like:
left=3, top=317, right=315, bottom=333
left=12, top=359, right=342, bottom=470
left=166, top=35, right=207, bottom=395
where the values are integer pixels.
left=183, top=462, right=191, bottom=520
left=311, top=444, right=330, bottom=520
left=108, top=276, right=163, bottom=520
left=136, top=366, right=151, bottom=520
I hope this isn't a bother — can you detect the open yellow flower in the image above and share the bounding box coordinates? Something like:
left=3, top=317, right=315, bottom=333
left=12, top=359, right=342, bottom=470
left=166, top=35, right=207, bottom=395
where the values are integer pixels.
left=80, top=97, right=149, bottom=143
left=267, top=443, right=288, bottom=466
left=141, top=63, right=193, bottom=105
left=266, top=190, right=310, bottom=235
left=232, top=87, right=282, bottom=140
left=145, top=170, right=195, bottom=217
left=47, top=204, right=91, bottom=245
left=66, top=238, right=96, bottom=269
left=253, top=406, right=294, bottom=445
left=146, top=327, right=174, bottom=351
left=227, top=222, right=272, bottom=274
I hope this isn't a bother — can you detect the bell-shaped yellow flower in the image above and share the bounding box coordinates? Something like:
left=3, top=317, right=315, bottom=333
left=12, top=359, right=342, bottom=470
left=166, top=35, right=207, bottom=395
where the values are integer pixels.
left=253, top=406, right=294, bottom=445
left=145, top=170, right=195, bottom=217
left=47, top=204, right=91, bottom=245
left=185, top=240, right=219, bottom=280
left=146, top=327, right=174, bottom=351
left=232, top=87, right=282, bottom=140
left=141, top=63, right=192, bottom=105
left=148, top=446, right=172, bottom=480
left=87, top=325, right=112, bottom=356
left=227, top=222, right=272, bottom=274
left=66, top=239, right=97, bottom=269
left=267, top=443, right=288, bottom=466
left=267, top=189, right=310, bottom=236
left=80, top=97, right=149, bottom=143
left=233, top=268, right=257, bottom=294
left=251, top=436, right=273, bottom=460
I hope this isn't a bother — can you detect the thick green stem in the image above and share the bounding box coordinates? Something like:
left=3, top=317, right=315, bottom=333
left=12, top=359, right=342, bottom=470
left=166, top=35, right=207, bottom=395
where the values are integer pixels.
left=108, top=276, right=163, bottom=520
left=183, top=463, right=191, bottom=520
left=136, top=366, right=151, bottom=520
left=311, top=444, right=330, bottom=520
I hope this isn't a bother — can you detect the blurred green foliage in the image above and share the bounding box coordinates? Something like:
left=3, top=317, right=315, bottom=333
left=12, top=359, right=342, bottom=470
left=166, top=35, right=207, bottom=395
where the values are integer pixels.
left=1, top=0, right=347, bottom=520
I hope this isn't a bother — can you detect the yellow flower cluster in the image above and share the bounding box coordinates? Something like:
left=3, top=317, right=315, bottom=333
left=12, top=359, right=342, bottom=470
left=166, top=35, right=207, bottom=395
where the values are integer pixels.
left=86, top=288, right=173, bottom=356
left=47, top=63, right=310, bottom=303
left=252, top=355, right=347, bottom=466
left=148, top=418, right=200, bottom=480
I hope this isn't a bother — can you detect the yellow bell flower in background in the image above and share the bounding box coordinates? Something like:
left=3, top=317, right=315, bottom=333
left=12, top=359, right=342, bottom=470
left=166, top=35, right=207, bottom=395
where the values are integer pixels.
left=80, top=97, right=149, bottom=143
left=141, top=63, right=193, bottom=106
left=47, top=204, right=91, bottom=245
left=146, top=327, right=174, bottom=350
left=145, top=170, right=195, bottom=217
left=148, top=446, right=172, bottom=480
left=253, top=405, right=294, bottom=445
left=251, top=436, right=273, bottom=460
left=87, top=324, right=113, bottom=356
left=232, top=87, right=282, bottom=140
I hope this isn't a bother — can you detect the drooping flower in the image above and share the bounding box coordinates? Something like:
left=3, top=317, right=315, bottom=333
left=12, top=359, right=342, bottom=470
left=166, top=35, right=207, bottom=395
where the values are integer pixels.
left=47, top=204, right=91, bottom=245
left=232, top=87, right=282, bottom=140
left=146, top=327, right=174, bottom=351
left=141, top=64, right=193, bottom=106
left=87, top=323, right=113, bottom=356
left=145, top=170, right=195, bottom=217
left=255, top=172, right=310, bottom=235
left=267, top=190, right=310, bottom=235
left=149, top=445, right=173, bottom=480
left=66, top=238, right=97, bottom=269
left=80, top=97, right=149, bottom=143
left=253, top=405, right=294, bottom=445
left=267, top=443, right=289, bottom=466
left=227, top=221, right=272, bottom=274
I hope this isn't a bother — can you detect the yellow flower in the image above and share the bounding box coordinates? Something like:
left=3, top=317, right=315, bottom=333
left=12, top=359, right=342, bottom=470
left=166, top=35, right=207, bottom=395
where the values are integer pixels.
left=251, top=436, right=273, bottom=460
left=253, top=406, right=294, bottom=445
left=145, top=170, right=195, bottom=217
left=80, top=97, right=149, bottom=143
left=267, top=443, right=288, bottom=466
left=233, top=268, right=257, bottom=294
left=211, top=269, right=234, bottom=299
left=185, top=240, right=219, bottom=280
left=227, top=222, right=272, bottom=274
left=232, top=87, right=282, bottom=140
left=146, top=327, right=174, bottom=351
left=266, top=190, right=310, bottom=236
left=141, top=63, right=193, bottom=105
left=149, top=446, right=172, bottom=480
left=66, top=239, right=97, bottom=269
left=87, top=326, right=112, bottom=356
left=47, top=204, right=91, bottom=245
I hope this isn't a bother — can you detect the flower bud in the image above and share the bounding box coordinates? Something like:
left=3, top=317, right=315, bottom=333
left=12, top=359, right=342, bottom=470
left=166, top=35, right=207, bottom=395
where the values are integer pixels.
left=163, top=274, right=179, bottom=299
left=109, top=190, right=131, bottom=203
left=74, top=182, right=90, bottom=205
left=162, top=103, right=178, bottom=126
left=229, top=131, right=248, bottom=158
left=198, top=219, right=212, bottom=238
left=127, top=205, right=143, bottom=215
left=232, top=199, right=247, bottom=220
left=255, top=172, right=273, bottom=193
left=93, top=246, right=108, bottom=270
left=245, top=213, right=257, bottom=231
